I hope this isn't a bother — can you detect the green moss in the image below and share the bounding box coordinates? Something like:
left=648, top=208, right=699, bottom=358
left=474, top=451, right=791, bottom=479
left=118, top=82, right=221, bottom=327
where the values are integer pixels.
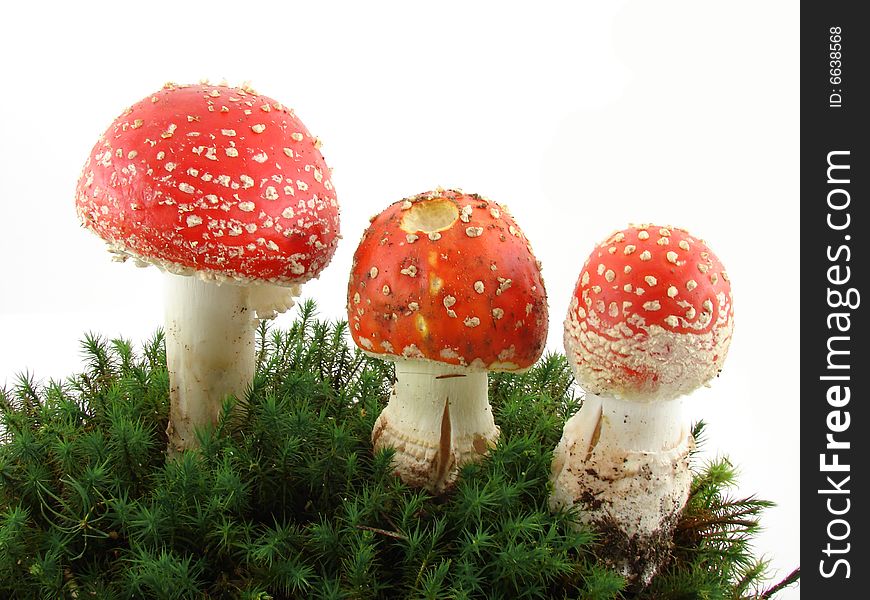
left=0, top=300, right=798, bottom=599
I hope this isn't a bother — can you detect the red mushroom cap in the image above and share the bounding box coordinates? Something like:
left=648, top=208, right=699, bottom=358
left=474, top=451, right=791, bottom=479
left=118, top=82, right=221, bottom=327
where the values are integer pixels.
left=564, top=224, right=734, bottom=402
left=75, top=82, right=339, bottom=285
left=348, top=189, right=548, bottom=371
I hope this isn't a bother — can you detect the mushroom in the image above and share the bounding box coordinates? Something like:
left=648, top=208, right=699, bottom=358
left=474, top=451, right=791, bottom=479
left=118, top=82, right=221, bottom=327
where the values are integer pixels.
left=348, top=189, right=548, bottom=492
left=549, top=224, right=734, bottom=584
left=75, top=82, right=340, bottom=454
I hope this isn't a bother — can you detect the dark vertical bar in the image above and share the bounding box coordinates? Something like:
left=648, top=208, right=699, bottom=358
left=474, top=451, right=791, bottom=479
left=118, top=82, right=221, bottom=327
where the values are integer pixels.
left=801, top=2, right=867, bottom=596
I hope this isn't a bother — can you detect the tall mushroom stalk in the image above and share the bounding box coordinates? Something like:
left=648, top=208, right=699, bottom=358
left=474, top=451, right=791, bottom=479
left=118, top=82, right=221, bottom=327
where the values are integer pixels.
left=348, top=190, right=548, bottom=492
left=550, top=224, right=734, bottom=585
left=163, top=276, right=299, bottom=452
left=75, top=82, right=340, bottom=454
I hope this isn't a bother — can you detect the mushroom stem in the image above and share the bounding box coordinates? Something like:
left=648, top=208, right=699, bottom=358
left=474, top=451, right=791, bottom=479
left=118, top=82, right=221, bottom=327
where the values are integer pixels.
left=164, top=274, right=258, bottom=455
left=549, top=393, right=692, bottom=585
left=372, top=361, right=499, bottom=493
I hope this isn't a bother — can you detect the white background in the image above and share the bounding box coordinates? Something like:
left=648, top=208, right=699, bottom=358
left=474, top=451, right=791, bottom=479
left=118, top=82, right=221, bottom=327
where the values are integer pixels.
left=0, top=1, right=799, bottom=596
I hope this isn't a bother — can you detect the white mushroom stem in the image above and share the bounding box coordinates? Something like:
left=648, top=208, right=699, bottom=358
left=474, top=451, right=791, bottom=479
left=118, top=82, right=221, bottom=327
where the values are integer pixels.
left=372, top=361, right=499, bottom=493
left=164, top=273, right=299, bottom=455
left=549, top=393, right=693, bottom=585
left=559, top=393, right=688, bottom=457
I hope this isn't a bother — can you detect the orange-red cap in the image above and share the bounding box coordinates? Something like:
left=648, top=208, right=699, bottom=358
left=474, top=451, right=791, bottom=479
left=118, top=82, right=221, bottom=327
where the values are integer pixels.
left=348, top=189, right=548, bottom=371
left=564, top=224, right=734, bottom=401
left=75, top=82, right=339, bottom=285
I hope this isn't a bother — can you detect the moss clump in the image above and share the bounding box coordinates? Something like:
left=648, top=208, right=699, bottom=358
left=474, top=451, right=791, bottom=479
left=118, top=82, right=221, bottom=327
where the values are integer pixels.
left=0, top=300, right=797, bottom=599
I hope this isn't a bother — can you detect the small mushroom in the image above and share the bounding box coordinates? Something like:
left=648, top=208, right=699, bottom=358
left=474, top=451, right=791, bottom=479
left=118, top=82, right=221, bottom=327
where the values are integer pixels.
left=550, top=224, right=734, bottom=584
left=348, top=189, right=548, bottom=492
left=75, top=82, right=340, bottom=454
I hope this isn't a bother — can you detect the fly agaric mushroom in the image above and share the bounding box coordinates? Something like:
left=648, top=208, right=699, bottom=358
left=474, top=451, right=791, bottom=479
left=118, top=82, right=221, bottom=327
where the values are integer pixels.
left=348, top=189, right=548, bottom=492
left=550, top=224, right=733, bottom=584
left=75, top=82, right=339, bottom=454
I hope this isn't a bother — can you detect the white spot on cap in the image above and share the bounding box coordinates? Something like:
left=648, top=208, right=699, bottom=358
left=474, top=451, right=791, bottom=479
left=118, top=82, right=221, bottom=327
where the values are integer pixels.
left=643, top=300, right=661, bottom=311
left=679, top=240, right=690, bottom=251
left=369, top=267, right=378, bottom=278
left=667, top=286, right=678, bottom=298
left=251, top=124, right=266, bottom=133
left=264, top=187, right=279, bottom=200
left=686, top=279, right=698, bottom=291
left=639, top=250, right=652, bottom=261
left=238, top=201, right=255, bottom=212
left=283, top=148, right=294, bottom=158
left=444, top=296, right=456, bottom=309
left=664, top=315, right=679, bottom=327
left=581, top=271, right=589, bottom=286
left=290, top=132, right=303, bottom=141
left=624, top=245, right=636, bottom=255
left=252, top=152, right=268, bottom=163
left=186, top=215, right=202, bottom=227
left=178, top=183, right=195, bottom=194
left=638, top=230, right=650, bottom=240
left=464, top=316, right=480, bottom=328
left=382, top=285, right=391, bottom=295
left=474, top=281, right=484, bottom=293
left=428, top=232, right=442, bottom=241
left=666, top=251, right=678, bottom=264
left=466, top=226, right=484, bottom=238
left=221, top=129, right=236, bottom=137
left=644, top=275, right=657, bottom=286
left=406, top=234, right=419, bottom=243
left=225, top=147, right=239, bottom=158
left=492, top=307, right=504, bottom=319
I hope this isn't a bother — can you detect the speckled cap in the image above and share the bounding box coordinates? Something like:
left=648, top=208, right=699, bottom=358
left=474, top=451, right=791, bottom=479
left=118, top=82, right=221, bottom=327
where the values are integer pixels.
left=564, top=224, right=734, bottom=402
left=348, top=189, right=548, bottom=372
left=75, top=82, right=340, bottom=286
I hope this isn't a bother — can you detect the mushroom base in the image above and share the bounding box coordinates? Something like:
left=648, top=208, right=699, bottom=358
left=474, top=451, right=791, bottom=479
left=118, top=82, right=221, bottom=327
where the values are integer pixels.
left=164, top=274, right=299, bottom=455
left=549, top=394, right=693, bottom=585
left=372, top=361, right=499, bottom=493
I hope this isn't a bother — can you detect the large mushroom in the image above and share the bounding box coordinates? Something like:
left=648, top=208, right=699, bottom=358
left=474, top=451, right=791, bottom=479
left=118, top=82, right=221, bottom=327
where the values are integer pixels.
left=75, top=82, right=340, bottom=454
left=348, top=189, right=548, bottom=492
left=550, top=224, right=734, bottom=584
